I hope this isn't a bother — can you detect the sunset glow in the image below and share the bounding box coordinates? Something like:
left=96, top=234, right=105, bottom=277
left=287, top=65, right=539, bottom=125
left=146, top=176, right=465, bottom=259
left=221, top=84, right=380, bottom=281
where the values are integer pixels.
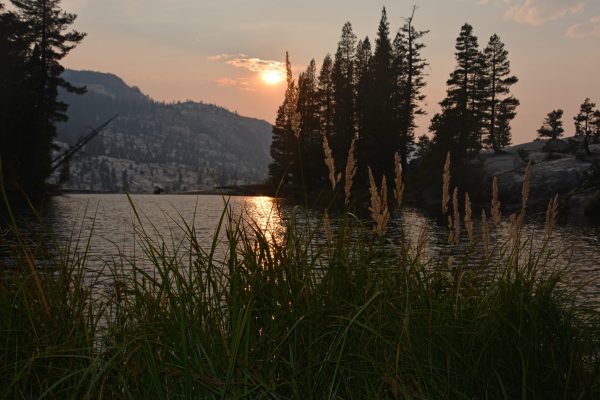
left=261, top=69, right=285, bottom=85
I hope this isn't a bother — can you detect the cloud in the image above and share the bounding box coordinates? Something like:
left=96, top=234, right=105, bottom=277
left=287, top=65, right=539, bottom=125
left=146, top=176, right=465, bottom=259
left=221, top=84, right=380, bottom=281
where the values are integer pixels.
left=208, top=54, right=284, bottom=91
left=208, top=53, right=283, bottom=73
left=207, top=54, right=230, bottom=61
left=567, top=15, right=600, bottom=38
left=226, top=57, right=284, bottom=75
left=482, top=0, right=586, bottom=26
left=216, top=78, right=238, bottom=87
left=215, top=77, right=255, bottom=92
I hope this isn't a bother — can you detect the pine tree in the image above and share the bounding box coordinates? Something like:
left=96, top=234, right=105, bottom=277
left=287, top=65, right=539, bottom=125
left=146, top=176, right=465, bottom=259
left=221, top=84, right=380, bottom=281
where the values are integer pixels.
left=394, top=6, right=429, bottom=170
left=355, top=37, right=372, bottom=142
left=9, top=0, right=86, bottom=194
left=331, top=22, right=357, bottom=171
left=432, top=23, right=483, bottom=161
left=494, top=101, right=514, bottom=149
left=0, top=4, right=32, bottom=192
left=482, top=34, right=519, bottom=152
left=269, top=52, right=298, bottom=187
left=360, top=7, right=395, bottom=181
left=537, top=109, right=564, bottom=140
left=317, top=54, right=335, bottom=140
left=442, top=23, right=482, bottom=114
left=296, top=59, right=324, bottom=188
left=574, top=98, right=597, bottom=155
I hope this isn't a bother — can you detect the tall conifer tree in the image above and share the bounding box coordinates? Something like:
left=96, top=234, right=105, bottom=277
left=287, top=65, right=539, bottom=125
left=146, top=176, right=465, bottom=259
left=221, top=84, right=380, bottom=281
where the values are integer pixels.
left=355, top=37, right=372, bottom=143
left=5, top=0, right=85, bottom=194
left=269, top=52, right=298, bottom=187
left=442, top=24, right=481, bottom=114
left=482, top=34, right=519, bottom=152
left=360, top=7, right=394, bottom=181
left=331, top=22, right=357, bottom=171
left=432, top=23, right=482, bottom=161
left=0, top=4, right=32, bottom=191
left=394, top=7, right=429, bottom=170
left=296, top=59, right=324, bottom=188
left=317, top=54, right=335, bottom=141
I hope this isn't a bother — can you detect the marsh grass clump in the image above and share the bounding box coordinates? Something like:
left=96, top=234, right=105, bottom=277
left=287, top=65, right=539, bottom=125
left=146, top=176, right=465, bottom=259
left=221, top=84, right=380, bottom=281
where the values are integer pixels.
left=1, top=158, right=600, bottom=399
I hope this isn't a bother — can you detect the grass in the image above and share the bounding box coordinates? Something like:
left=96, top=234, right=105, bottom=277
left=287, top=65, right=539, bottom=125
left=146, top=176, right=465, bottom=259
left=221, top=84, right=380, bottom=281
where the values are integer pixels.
left=1, top=175, right=600, bottom=398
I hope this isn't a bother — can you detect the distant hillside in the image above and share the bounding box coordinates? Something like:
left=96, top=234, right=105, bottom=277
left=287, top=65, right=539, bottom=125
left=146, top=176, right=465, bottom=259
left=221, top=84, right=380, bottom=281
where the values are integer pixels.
left=56, top=70, right=272, bottom=192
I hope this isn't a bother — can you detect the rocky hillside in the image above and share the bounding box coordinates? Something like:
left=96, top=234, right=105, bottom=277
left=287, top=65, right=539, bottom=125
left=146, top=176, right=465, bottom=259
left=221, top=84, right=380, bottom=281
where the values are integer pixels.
left=480, top=138, right=600, bottom=222
left=55, top=70, right=272, bottom=193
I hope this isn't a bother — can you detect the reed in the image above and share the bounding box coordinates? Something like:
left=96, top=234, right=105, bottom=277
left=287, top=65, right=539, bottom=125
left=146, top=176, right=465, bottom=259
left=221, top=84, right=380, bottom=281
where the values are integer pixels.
left=323, top=135, right=340, bottom=190
left=1, top=154, right=599, bottom=399
left=344, top=138, right=357, bottom=206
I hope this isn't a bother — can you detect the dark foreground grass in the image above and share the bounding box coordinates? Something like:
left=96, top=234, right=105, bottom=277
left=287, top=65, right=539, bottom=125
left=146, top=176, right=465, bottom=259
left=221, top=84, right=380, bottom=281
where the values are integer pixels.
left=1, top=196, right=600, bottom=399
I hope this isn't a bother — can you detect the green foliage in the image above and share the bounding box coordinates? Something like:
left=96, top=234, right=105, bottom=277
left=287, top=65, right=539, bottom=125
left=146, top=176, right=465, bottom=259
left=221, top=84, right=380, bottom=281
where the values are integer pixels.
left=1, top=193, right=599, bottom=398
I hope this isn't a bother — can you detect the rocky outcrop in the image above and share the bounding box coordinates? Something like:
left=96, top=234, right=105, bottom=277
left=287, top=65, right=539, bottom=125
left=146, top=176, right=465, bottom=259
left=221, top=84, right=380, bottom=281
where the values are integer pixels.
left=480, top=138, right=599, bottom=215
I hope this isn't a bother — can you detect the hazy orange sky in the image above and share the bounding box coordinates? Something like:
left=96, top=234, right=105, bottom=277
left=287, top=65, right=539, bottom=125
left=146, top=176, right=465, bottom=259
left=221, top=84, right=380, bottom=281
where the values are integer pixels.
left=62, top=0, right=600, bottom=143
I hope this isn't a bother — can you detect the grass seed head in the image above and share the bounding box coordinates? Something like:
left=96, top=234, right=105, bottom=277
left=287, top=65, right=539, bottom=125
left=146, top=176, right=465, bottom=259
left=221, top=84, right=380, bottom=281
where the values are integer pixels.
left=544, top=194, right=559, bottom=239
left=442, top=152, right=451, bottom=214
left=481, top=209, right=490, bottom=256
left=492, top=176, right=501, bottom=225
left=323, top=135, right=339, bottom=190
left=394, top=152, right=404, bottom=207
left=452, top=187, right=460, bottom=245
left=344, top=138, right=357, bottom=206
left=464, top=193, right=473, bottom=242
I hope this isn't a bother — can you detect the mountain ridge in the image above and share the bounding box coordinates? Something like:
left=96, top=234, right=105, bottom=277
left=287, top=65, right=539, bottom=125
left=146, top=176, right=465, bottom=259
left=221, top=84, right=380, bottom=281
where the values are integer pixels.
left=56, top=69, right=273, bottom=192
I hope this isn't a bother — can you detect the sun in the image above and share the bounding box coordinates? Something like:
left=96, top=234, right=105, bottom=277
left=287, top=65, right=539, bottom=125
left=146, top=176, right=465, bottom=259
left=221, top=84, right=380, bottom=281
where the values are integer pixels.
left=261, top=69, right=285, bottom=85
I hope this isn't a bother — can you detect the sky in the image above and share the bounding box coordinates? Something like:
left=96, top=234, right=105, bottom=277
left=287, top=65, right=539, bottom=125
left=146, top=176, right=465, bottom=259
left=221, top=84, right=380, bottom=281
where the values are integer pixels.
left=60, top=0, right=600, bottom=143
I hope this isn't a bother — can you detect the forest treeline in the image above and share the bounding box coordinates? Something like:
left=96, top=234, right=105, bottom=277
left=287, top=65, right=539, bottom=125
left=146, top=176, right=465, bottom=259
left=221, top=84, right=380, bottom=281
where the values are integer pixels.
left=269, top=7, right=521, bottom=194
left=0, top=0, right=84, bottom=196
left=269, top=7, right=600, bottom=200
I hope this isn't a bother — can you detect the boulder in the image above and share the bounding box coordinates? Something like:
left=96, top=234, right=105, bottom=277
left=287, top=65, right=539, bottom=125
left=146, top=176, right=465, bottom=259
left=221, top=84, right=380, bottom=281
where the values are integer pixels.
left=494, top=158, right=592, bottom=211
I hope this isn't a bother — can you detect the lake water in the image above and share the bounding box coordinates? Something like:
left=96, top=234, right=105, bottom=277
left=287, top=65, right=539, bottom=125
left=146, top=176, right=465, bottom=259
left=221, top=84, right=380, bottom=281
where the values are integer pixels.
left=5, top=193, right=600, bottom=305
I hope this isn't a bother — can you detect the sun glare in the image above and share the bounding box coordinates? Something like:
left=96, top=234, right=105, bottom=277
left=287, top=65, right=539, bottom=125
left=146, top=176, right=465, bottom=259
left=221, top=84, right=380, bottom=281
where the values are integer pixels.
left=261, top=69, right=285, bottom=85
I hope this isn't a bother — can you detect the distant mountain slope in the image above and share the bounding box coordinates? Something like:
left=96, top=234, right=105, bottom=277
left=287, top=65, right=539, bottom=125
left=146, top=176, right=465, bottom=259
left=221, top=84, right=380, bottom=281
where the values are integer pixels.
left=56, top=70, right=272, bottom=192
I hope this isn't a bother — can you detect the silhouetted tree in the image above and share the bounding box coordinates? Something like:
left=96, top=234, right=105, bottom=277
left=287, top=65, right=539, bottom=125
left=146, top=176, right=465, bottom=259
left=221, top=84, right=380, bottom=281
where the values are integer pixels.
left=296, top=59, right=324, bottom=188
left=0, top=4, right=32, bottom=192
left=494, top=101, right=514, bottom=150
left=441, top=24, right=482, bottom=115
left=360, top=7, right=395, bottom=181
left=3, top=0, right=85, bottom=194
left=482, top=34, right=519, bottom=152
left=269, top=52, right=298, bottom=187
left=574, top=98, right=596, bottom=155
left=317, top=54, right=335, bottom=141
left=537, top=109, right=564, bottom=140
left=355, top=37, right=372, bottom=143
left=331, top=22, right=357, bottom=171
left=432, top=23, right=482, bottom=161
left=394, top=7, right=429, bottom=170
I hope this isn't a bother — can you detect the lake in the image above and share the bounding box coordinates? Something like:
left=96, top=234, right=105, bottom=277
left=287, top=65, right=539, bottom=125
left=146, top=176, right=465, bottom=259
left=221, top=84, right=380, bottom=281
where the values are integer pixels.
left=5, top=193, right=600, bottom=305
